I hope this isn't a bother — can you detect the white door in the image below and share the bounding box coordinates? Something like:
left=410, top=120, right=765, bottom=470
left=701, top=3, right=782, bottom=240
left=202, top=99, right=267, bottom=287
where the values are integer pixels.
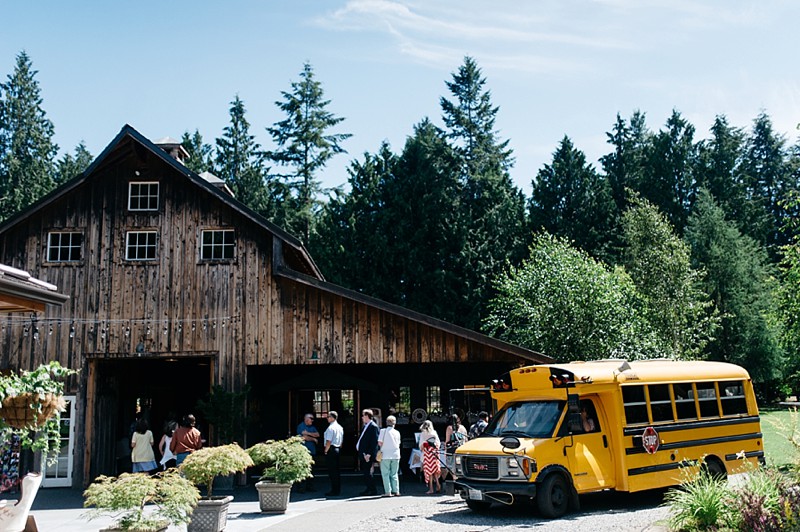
left=42, top=395, right=75, bottom=487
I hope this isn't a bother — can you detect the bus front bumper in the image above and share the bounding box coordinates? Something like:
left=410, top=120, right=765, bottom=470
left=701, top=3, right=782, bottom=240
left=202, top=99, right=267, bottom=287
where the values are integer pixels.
left=447, top=478, right=537, bottom=501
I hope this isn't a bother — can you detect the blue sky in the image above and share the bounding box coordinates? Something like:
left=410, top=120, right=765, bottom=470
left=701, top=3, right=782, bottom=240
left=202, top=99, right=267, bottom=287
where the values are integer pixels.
left=2, top=1, right=798, bottom=195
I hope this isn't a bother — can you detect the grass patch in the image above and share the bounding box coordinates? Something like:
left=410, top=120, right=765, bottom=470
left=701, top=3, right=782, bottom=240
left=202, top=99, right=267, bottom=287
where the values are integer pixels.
left=760, top=408, right=799, bottom=469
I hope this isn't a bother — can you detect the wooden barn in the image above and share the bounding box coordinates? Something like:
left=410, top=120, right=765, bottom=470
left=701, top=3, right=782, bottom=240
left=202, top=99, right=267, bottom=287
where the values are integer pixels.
left=0, top=125, right=548, bottom=487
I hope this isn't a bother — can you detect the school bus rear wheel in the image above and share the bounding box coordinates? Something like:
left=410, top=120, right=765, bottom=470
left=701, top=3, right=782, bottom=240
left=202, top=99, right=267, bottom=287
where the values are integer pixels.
left=537, top=474, right=570, bottom=518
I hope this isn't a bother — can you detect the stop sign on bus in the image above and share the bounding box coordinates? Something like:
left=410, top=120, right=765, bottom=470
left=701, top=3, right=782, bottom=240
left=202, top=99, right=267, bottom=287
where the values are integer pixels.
left=642, top=426, right=659, bottom=454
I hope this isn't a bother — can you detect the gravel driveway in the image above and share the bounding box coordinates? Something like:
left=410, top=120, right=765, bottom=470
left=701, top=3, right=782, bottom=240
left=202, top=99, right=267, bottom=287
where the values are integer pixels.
left=357, top=489, right=671, bottom=531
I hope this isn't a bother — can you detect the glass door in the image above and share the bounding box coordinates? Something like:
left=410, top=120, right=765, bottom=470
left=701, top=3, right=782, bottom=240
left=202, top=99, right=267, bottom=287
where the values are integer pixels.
left=42, top=395, right=75, bottom=487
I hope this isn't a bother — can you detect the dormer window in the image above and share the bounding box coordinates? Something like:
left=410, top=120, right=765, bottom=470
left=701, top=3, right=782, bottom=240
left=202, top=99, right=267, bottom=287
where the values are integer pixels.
left=128, top=182, right=159, bottom=211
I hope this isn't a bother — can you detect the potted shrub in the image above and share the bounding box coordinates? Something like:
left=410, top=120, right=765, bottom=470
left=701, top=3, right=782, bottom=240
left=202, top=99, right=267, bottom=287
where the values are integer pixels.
left=0, top=361, right=77, bottom=461
left=179, top=443, right=254, bottom=532
left=83, top=469, right=200, bottom=531
left=247, top=436, right=313, bottom=513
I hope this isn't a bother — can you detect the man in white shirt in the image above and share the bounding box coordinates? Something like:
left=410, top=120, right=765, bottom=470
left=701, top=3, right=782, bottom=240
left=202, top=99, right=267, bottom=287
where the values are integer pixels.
left=324, top=410, right=344, bottom=497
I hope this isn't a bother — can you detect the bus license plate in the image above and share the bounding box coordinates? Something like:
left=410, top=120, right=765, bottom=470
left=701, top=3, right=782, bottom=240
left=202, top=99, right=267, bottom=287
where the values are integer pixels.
left=468, top=489, right=483, bottom=501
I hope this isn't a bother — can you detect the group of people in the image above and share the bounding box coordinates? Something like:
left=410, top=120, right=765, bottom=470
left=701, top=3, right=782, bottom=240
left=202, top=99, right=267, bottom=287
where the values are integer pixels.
left=298, top=408, right=490, bottom=498
left=129, top=414, right=204, bottom=474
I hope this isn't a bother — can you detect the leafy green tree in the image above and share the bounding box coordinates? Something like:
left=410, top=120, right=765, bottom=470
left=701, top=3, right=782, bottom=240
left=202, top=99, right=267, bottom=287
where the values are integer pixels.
left=267, top=62, right=351, bottom=244
left=181, top=129, right=214, bottom=175
left=55, top=141, right=92, bottom=185
left=529, top=135, right=614, bottom=259
left=778, top=241, right=800, bottom=393
left=440, top=56, right=527, bottom=328
left=484, top=233, right=659, bottom=361
left=0, top=51, right=58, bottom=221
left=621, top=195, right=718, bottom=359
left=214, top=96, right=270, bottom=216
left=685, top=190, right=783, bottom=385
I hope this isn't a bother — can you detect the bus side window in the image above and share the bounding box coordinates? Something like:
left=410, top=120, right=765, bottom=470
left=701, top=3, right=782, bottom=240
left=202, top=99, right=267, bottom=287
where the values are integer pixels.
left=622, top=386, right=648, bottom=425
left=695, top=382, right=719, bottom=417
left=673, top=383, right=697, bottom=420
left=720, top=381, right=748, bottom=415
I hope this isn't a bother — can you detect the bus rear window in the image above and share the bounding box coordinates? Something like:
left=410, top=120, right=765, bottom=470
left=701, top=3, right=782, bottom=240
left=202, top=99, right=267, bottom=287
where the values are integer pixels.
left=623, top=386, right=648, bottom=425
left=720, top=381, right=748, bottom=415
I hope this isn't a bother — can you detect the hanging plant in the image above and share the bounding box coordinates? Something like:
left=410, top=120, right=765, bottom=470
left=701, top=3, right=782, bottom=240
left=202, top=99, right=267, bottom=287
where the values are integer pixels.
left=0, top=361, right=78, bottom=461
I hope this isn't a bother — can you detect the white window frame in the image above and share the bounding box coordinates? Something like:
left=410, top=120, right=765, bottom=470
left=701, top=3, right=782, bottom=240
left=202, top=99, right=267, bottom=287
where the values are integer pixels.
left=125, top=231, right=158, bottom=261
left=128, top=181, right=160, bottom=211
left=200, top=229, right=236, bottom=261
left=47, top=231, right=83, bottom=262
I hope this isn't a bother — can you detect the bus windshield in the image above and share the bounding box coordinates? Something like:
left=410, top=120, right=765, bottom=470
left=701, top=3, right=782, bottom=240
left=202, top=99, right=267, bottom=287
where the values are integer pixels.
left=484, top=400, right=564, bottom=439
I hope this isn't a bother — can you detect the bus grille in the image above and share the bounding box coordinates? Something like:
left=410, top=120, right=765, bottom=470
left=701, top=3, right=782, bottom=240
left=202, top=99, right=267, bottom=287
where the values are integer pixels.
left=463, top=456, right=499, bottom=480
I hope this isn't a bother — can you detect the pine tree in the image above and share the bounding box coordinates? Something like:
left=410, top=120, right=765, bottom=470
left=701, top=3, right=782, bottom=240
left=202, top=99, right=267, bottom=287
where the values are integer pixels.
left=0, top=51, right=58, bottom=221
left=214, top=96, right=270, bottom=216
left=181, top=129, right=214, bottom=175
left=439, top=56, right=527, bottom=329
left=695, top=115, right=746, bottom=226
left=55, top=141, right=92, bottom=185
left=529, top=135, right=614, bottom=259
left=685, top=189, right=782, bottom=386
left=267, top=62, right=351, bottom=245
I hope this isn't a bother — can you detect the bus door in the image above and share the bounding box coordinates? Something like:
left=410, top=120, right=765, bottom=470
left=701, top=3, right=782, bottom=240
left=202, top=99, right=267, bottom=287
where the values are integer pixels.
left=562, top=397, right=615, bottom=492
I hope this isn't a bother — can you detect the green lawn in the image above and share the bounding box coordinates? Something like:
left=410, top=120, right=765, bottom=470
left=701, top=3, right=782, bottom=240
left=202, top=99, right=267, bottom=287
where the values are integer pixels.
left=760, top=408, right=799, bottom=468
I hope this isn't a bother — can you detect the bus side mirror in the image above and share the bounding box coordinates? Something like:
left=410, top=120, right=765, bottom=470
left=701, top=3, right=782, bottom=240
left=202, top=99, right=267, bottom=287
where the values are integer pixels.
left=568, top=413, right=582, bottom=433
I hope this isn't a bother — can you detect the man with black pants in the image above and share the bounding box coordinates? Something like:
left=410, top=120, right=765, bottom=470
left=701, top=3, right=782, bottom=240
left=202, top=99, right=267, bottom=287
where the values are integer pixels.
left=324, top=410, right=344, bottom=497
left=356, top=409, right=380, bottom=496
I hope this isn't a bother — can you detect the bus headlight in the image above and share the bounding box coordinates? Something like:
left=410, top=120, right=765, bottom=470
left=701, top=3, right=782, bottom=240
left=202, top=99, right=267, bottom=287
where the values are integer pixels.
left=455, top=455, right=462, bottom=474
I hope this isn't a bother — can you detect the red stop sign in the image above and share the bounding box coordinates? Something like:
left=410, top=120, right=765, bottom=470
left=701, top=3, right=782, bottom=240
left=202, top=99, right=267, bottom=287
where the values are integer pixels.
left=642, top=427, right=659, bottom=454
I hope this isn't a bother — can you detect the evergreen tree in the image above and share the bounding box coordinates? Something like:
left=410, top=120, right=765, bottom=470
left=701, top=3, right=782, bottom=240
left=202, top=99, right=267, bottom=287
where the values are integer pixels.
left=685, top=190, right=782, bottom=386
left=642, top=110, right=697, bottom=233
left=0, top=51, right=58, bottom=221
left=55, top=141, right=92, bottom=185
left=695, top=115, right=745, bottom=223
left=267, top=62, right=351, bottom=245
left=440, top=56, right=527, bottom=329
left=621, top=195, right=718, bottom=359
left=484, top=233, right=659, bottom=361
left=214, top=96, right=270, bottom=217
left=529, top=135, right=614, bottom=259
left=181, top=129, right=214, bottom=175
left=738, top=112, right=792, bottom=254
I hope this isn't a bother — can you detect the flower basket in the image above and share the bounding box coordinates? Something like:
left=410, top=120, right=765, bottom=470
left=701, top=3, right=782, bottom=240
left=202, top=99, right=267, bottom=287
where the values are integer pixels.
left=1, top=393, right=65, bottom=430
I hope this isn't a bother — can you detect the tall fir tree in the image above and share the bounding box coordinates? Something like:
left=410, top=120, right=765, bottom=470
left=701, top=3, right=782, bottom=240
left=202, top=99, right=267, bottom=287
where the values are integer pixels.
left=267, top=62, right=351, bottom=245
left=685, top=189, right=782, bottom=387
left=0, top=51, right=58, bottom=221
left=738, top=112, right=793, bottom=255
left=439, top=56, right=527, bottom=329
left=214, top=96, right=270, bottom=217
left=529, top=135, right=614, bottom=259
left=55, top=141, right=92, bottom=185
left=695, top=115, right=746, bottom=227
left=181, top=129, right=214, bottom=175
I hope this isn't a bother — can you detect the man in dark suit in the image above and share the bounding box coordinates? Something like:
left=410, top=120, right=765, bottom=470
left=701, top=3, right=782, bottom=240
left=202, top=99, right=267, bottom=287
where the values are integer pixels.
left=355, top=408, right=380, bottom=495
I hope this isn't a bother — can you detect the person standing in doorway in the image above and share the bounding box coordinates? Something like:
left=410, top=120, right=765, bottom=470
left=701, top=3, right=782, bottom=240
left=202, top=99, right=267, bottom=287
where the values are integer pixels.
left=170, top=414, right=202, bottom=465
left=378, top=415, right=402, bottom=497
left=158, top=420, right=178, bottom=471
left=323, top=410, right=343, bottom=497
left=296, top=413, right=319, bottom=492
left=131, top=419, right=158, bottom=474
left=356, top=409, right=380, bottom=496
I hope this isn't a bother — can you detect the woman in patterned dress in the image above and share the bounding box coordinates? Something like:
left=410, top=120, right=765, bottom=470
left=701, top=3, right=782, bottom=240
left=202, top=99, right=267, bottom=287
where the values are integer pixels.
left=419, top=420, right=441, bottom=494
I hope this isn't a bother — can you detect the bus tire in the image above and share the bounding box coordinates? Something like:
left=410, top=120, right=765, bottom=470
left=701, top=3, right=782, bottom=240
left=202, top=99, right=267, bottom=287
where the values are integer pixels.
left=466, top=500, right=492, bottom=512
left=537, top=473, right=570, bottom=518
left=703, top=457, right=727, bottom=481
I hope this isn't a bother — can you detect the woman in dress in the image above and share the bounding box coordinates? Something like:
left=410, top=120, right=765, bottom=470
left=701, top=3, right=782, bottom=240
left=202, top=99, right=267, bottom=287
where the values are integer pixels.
left=378, top=415, right=402, bottom=497
left=443, top=414, right=468, bottom=482
left=158, top=420, right=178, bottom=470
left=131, top=418, right=158, bottom=474
left=419, top=420, right=441, bottom=494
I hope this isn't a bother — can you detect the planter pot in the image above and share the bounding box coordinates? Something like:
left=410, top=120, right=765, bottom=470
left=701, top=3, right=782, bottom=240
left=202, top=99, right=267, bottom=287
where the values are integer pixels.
left=187, top=495, right=233, bottom=532
left=101, top=523, right=168, bottom=532
left=255, top=481, right=292, bottom=513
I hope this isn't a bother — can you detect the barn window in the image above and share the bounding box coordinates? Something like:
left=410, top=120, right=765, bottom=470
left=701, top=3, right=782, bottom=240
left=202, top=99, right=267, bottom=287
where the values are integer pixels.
left=47, top=231, right=83, bottom=262
left=125, top=231, right=157, bottom=260
left=426, top=386, right=441, bottom=413
left=128, top=182, right=159, bottom=211
left=201, top=230, right=235, bottom=260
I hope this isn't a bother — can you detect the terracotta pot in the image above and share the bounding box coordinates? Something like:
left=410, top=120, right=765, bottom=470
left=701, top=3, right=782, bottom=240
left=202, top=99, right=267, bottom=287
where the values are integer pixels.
left=186, top=495, right=233, bottom=532
left=255, top=480, right=292, bottom=513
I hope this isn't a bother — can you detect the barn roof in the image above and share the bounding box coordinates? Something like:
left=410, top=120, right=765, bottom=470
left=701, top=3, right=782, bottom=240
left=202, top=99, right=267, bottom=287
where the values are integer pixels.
left=0, top=263, right=69, bottom=313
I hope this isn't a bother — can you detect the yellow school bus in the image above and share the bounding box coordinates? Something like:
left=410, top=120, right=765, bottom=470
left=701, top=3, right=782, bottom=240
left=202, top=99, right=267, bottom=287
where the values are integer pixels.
left=448, top=359, right=763, bottom=518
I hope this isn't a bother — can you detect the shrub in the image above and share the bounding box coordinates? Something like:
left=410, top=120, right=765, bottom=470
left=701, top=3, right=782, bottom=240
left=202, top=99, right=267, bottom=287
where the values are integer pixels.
left=247, top=436, right=313, bottom=484
left=179, top=443, right=253, bottom=498
left=664, top=467, right=737, bottom=531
